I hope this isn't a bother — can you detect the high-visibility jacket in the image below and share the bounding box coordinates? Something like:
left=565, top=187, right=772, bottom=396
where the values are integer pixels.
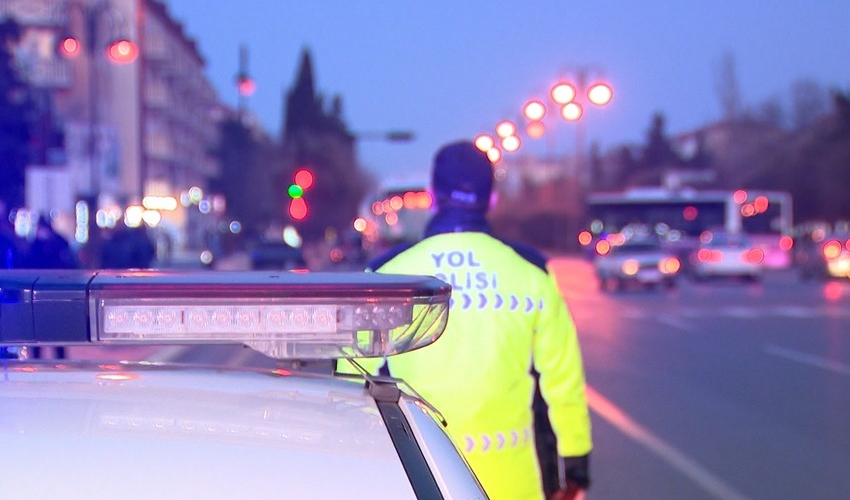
left=354, top=231, right=592, bottom=500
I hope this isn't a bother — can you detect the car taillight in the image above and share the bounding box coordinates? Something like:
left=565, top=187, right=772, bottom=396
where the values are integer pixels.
left=745, top=248, right=764, bottom=264
left=697, top=248, right=721, bottom=263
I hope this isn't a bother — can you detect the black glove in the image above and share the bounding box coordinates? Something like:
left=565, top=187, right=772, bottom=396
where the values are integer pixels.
left=550, top=455, right=590, bottom=500
left=561, top=454, right=591, bottom=490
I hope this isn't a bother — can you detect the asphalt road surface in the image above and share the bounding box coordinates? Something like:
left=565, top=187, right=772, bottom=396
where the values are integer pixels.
left=550, top=256, right=850, bottom=500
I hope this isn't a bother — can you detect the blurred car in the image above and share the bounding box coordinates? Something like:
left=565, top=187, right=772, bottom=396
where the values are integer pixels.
left=690, top=231, right=765, bottom=281
left=248, top=241, right=308, bottom=271
left=0, top=270, right=487, bottom=500
left=593, top=237, right=681, bottom=291
left=795, top=231, right=850, bottom=281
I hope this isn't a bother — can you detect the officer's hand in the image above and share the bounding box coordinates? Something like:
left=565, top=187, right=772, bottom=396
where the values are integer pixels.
left=551, top=481, right=586, bottom=500
left=555, top=454, right=590, bottom=500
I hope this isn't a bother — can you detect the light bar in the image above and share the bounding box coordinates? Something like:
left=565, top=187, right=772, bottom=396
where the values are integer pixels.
left=0, top=270, right=451, bottom=360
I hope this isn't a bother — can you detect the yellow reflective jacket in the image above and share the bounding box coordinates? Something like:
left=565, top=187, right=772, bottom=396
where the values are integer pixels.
left=348, top=232, right=592, bottom=500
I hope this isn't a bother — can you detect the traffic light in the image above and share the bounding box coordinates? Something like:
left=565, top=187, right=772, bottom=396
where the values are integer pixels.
left=287, top=168, right=314, bottom=221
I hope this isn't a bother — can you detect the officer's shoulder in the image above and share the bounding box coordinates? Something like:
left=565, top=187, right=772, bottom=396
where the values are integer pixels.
left=495, top=237, right=550, bottom=274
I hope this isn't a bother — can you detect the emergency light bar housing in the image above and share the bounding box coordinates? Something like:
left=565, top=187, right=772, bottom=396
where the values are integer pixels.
left=0, top=270, right=451, bottom=359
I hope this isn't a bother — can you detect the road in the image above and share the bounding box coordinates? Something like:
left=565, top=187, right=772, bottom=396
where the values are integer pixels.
left=550, top=257, right=850, bottom=499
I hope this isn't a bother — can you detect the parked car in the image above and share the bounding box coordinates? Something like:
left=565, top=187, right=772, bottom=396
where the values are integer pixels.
left=249, top=240, right=308, bottom=271
left=0, top=269, right=487, bottom=500
left=795, top=231, right=850, bottom=281
left=689, top=231, right=765, bottom=281
left=593, top=236, right=681, bottom=291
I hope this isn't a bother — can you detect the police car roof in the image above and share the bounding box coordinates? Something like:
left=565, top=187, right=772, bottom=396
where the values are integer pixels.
left=0, top=269, right=451, bottom=360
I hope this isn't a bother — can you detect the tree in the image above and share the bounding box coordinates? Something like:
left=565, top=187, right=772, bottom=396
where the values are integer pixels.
left=641, top=113, right=679, bottom=169
left=0, top=17, right=37, bottom=210
left=753, top=95, right=786, bottom=129
left=790, top=79, right=828, bottom=131
left=714, top=52, right=742, bottom=121
left=798, top=90, right=850, bottom=221
left=279, top=48, right=373, bottom=245
left=209, top=115, right=276, bottom=239
left=744, top=90, right=850, bottom=223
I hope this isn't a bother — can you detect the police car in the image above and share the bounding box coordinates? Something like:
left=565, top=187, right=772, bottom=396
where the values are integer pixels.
left=0, top=269, right=487, bottom=499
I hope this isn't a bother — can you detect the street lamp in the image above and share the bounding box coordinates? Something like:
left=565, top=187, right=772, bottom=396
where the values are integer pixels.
left=529, top=69, right=614, bottom=186
left=58, top=0, right=137, bottom=257
left=478, top=68, right=613, bottom=169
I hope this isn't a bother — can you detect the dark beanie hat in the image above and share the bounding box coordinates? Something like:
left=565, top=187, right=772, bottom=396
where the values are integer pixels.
left=431, top=140, right=494, bottom=212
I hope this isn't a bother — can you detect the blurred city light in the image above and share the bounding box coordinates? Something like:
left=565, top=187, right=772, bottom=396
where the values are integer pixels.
left=142, top=196, right=178, bottom=211
left=474, top=134, right=495, bottom=152
left=522, top=100, right=546, bottom=121
left=288, top=184, right=304, bottom=198
left=501, top=135, right=521, bottom=152
left=551, top=83, right=576, bottom=104
left=124, top=205, right=144, bottom=227
left=561, top=102, right=583, bottom=121
left=587, top=82, right=613, bottom=106
left=141, top=209, right=162, bottom=227
left=495, top=120, right=516, bottom=138
left=289, top=197, right=308, bottom=220
left=59, top=37, right=81, bottom=57
left=294, top=168, right=314, bottom=189
left=283, top=226, right=302, bottom=247
left=107, top=39, right=139, bottom=63
left=526, top=120, right=545, bottom=138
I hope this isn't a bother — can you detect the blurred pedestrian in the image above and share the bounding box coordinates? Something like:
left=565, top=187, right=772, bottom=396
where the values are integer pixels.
left=0, top=202, right=25, bottom=269
left=24, top=215, right=76, bottom=359
left=101, top=224, right=156, bottom=269
left=24, top=215, right=77, bottom=269
left=341, top=140, right=593, bottom=500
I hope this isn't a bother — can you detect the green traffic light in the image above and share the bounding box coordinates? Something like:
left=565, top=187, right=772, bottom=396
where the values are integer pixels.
left=288, top=184, right=304, bottom=198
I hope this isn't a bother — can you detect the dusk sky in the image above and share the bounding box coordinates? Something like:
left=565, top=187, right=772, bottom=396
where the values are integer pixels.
left=166, top=1, right=850, bottom=187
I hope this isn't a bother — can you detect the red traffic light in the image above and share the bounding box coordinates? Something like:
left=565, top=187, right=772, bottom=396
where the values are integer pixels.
left=289, top=197, right=308, bottom=221
left=294, top=168, right=314, bottom=190
left=237, top=75, right=256, bottom=96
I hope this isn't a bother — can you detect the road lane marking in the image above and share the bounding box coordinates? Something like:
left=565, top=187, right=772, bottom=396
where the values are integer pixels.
left=764, top=344, right=850, bottom=376
left=656, top=314, right=697, bottom=332
left=586, top=385, right=753, bottom=500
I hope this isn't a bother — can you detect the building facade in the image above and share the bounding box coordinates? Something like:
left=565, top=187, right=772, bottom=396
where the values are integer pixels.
left=1, top=0, right=223, bottom=255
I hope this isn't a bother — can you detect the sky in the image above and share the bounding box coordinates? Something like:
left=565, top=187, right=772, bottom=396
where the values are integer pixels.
left=165, top=1, right=850, bottom=188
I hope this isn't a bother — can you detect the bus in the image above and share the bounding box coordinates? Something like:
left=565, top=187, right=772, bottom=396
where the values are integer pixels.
left=579, top=187, right=794, bottom=268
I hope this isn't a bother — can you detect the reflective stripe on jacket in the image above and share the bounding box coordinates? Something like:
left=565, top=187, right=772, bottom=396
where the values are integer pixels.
left=373, top=231, right=592, bottom=500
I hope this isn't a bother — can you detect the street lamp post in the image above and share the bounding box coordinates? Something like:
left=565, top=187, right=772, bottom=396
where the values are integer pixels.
left=531, top=68, right=613, bottom=187
left=354, top=130, right=415, bottom=143
left=59, top=0, right=137, bottom=263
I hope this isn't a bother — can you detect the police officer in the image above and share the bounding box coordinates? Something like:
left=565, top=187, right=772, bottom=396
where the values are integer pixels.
left=348, top=140, right=593, bottom=500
